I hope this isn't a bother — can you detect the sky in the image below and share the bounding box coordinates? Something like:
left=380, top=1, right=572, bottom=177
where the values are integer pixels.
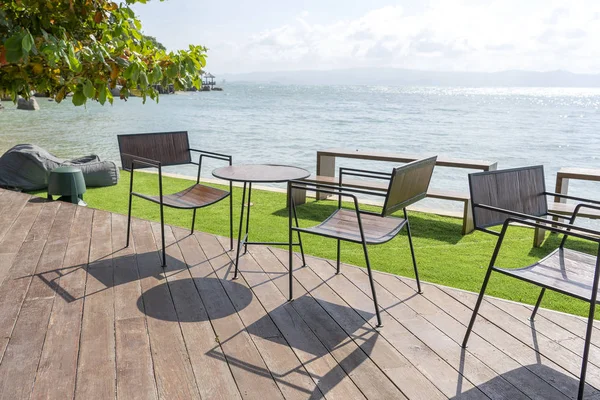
left=133, top=0, right=600, bottom=75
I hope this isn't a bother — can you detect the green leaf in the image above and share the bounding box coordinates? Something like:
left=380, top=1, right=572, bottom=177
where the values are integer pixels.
left=21, top=32, right=34, bottom=53
left=72, top=90, right=86, bottom=106
left=139, top=71, right=148, bottom=87
left=4, top=32, right=24, bottom=63
left=98, top=85, right=107, bottom=105
left=83, top=80, right=95, bottom=98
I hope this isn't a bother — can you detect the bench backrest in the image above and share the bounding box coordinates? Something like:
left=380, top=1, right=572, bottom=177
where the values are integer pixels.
left=382, top=156, right=437, bottom=217
left=469, top=165, right=548, bottom=229
left=118, top=131, right=191, bottom=170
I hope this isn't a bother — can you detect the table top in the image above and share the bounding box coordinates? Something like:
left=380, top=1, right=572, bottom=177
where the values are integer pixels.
left=212, top=164, right=310, bottom=183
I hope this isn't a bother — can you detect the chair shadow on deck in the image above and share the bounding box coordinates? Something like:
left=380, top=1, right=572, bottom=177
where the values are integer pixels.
left=450, top=363, right=591, bottom=399
left=272, top=201, right=465, bottom=244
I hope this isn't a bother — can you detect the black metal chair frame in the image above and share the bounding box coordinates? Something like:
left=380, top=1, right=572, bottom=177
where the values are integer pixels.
left=287, top=158, right=436, bottom=327
left=463, top=166, right=600, bottom=400
left=120, top=139, right=233, bottom=268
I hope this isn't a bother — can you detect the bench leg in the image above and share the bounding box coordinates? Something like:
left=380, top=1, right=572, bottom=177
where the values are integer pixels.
left=316, top=154, right=335, bottom=200
left=533, top=226, right=545, bottom=247
left=288, top=183, right=307, bottom=206
left=462, top=199, right=474, bottom=235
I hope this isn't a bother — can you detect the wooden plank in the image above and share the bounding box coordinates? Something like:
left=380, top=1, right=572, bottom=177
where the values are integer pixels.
left=248, top=245, right=418, bottom=400
left=26, top=203, right=77, bottom=300
left=75, top=209, right=116, bottom=400
left=212, top=236, right=367, bottom=400
left=198, top=232, right=322, bottom=400
left=132, top=218, right=201, bottom=400
left=344, top=262, right=569, bottom=399
left=0, top=191, right=30, bottom=243
left=270, top=247, right=481, bottom=400
left=444, top=287, right=600, bottom=391
left=111, top=213, right=158, bottom=400
left=318, top=148, right=496, bottom=170
left=0, top=202, right=76, bottom=399
left=557, top=168, right=600, bottom=182
left=31, top=206, right=93, bottom=400
left=0, top=298, right=54, bottom=400
left=549, top=202, right=600, bottom=218
left=429, top=284, right=600, bottom=397
left=483, top=296, right=600, bottom=371
left=154, top=224, right=280, bottom=400
left=0, top=202, right=60, bottom=363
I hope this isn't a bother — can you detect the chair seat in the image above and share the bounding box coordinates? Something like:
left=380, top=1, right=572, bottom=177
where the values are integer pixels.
left=134, top=184, right=229, bottom=209
left=495, top=248, right=600, bottom=302
left=303, top=209, right=406, bottom=244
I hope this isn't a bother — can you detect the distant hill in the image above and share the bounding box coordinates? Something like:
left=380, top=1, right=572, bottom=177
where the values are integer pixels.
left=222, top=68, right=600, bottom=87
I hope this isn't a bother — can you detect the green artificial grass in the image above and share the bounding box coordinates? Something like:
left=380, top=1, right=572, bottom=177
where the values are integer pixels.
left=31, top=171, right=598, bottom=318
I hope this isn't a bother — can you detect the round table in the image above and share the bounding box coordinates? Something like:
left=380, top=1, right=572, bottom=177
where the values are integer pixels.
left=212, top=164, right=310, bottom=278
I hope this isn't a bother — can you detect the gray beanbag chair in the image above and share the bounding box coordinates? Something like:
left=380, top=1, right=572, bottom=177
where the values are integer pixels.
left=0, top=144, right=119, bottom=190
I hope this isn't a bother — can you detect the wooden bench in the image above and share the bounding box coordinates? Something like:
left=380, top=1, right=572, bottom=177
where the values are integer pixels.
left=293, top=149, right=498, bottom=235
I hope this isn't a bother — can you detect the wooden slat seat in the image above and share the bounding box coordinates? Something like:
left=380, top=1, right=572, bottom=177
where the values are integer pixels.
left=495, top=248, right=599, bottom=302
left=302, top=209, right=407, bottom=244
left=134, top=184, right=229, bottom=209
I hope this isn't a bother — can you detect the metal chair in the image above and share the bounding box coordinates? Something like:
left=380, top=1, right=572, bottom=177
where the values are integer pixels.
left=117, top=131, right=233, bottom=267
left=288, top=156, right=438, bottom=327
left=462, top=165, right=600, bottom=400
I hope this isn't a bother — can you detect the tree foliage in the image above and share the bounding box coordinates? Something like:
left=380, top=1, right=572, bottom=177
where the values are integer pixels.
left=0, top=0, right=207, bottom=106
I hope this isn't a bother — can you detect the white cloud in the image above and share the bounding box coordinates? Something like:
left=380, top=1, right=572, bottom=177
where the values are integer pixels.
left=209, top=1, right=600, bottom=74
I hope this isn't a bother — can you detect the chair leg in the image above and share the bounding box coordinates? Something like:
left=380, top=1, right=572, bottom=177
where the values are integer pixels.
left=191, top=209, right=197, bottom=234
left=159, top=202, right=166, bottom=268
left=126, top=193, right=133, bottom=247
left=229, top=185, right=233, bottom=251
left=362, top=242, right=382, bottom=327
left=578, top=301, right=597, bottom=400
left=404, top=209, right=422, bottom=294
left=336, top=240, right=341, bottom=274
left=462, top=267, right=493, bottom=348
left=234, top=182, right=247, bottom=280
left=244, top=183, right=252, bottom=254
left=530, top=288, right=545, bottom=321
left=288, top=183, right=294, bottom=301
left=291, top=202, right=306, bottom=267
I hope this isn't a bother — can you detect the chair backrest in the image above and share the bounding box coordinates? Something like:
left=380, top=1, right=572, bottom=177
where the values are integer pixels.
left=382, top=156, right=437, bottom=217
left=469, top=165, right=548, bottom=229
left=117, top=131, right=191, bottom=170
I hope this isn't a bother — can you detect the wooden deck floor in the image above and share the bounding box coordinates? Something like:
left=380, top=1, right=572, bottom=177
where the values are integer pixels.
left=1, top=188, right=600, bottom=399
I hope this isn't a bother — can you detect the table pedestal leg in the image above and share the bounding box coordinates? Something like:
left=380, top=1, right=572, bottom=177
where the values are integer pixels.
left=234, top=182, right=247, bottom=279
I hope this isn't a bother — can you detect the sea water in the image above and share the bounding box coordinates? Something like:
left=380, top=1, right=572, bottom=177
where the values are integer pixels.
left=1, top=83, right=599, bottom=210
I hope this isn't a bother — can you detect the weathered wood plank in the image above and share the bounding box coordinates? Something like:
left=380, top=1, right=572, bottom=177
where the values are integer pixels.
left=423, top=283, right=598, bottom=398
left=154, top=223, right=280, bottom=400
left=26, top=202, right=77, bottom=300
left=0, top=202, right=60, bottom=364
left=0, top=298, right=54, bottom=400
left=31, top=206, right=93, bottom=400
left=268, top=247, right=455, bottom=400
left=0, top=191, right=30, bottom=243
left=132, top=218, right=201, bottom=400
left=112, top=213, right=158, bottom=400
left=75, top=210, right=116, bottom=400
left=443, top=287, right=600, bottom=392
left=338, top=260, right=568, bottom=400
left=199, top=232, right=320, bottom=400
left=0, top=202, right=75, bottom=399
left=211, top=237, right=368, bottom=400
left=249, top=245, right=410, bottom=400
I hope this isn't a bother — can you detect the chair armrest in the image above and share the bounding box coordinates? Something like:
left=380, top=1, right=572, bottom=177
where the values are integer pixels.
left=288, top=182, right=367, bottom=239
left=545, top=192, right=600, bottom=206
left=475, top=203, right=600, bottom=238
left=291, top=180, right=387, bottom=197
left=501, top=217, right=600, bottom=244
left=121, top=153, right=161, bottom=169
left=189, top=148, right=232, bottom=162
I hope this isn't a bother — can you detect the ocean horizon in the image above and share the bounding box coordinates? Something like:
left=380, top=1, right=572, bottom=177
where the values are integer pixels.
left=1, top=82, right=599, bottom=211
